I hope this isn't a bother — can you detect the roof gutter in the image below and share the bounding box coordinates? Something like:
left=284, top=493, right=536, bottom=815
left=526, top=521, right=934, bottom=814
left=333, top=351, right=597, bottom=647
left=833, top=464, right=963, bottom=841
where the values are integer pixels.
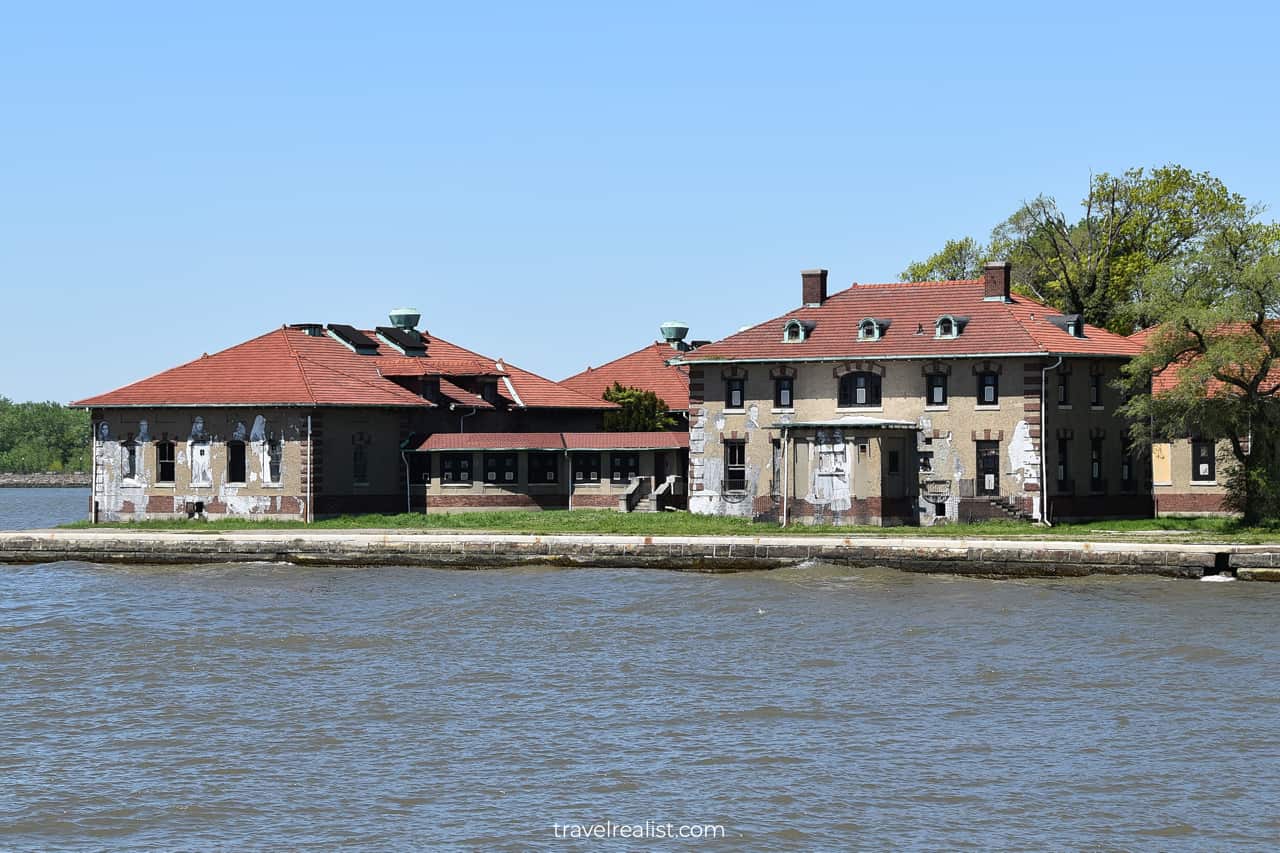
left=671, top=351, right=1134, bottom=366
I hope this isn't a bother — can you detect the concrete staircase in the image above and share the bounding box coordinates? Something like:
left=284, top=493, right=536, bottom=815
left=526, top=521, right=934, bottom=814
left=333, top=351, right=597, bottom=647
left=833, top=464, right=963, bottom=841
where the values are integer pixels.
left=986, top=496, right=1036, bottom=523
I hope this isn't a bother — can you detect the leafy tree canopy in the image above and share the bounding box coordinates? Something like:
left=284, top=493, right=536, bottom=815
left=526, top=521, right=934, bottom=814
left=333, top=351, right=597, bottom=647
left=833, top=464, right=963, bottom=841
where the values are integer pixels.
left=602, top=383, right=678, bottom=432
left=1119, top=220, right=1280, bottom=523
left=902, top=165, right=1251, bottom=331
left=0, top=398, right=91, bottom=473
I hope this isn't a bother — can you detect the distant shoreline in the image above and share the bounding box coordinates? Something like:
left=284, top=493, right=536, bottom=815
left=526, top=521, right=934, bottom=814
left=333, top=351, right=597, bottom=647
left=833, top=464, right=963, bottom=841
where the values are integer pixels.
left=0, top=473, right=89, bottom=488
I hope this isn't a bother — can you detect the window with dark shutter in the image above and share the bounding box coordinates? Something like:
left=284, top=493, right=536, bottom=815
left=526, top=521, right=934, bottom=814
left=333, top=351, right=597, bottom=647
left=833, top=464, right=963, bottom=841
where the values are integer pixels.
left=838, top=372, right=881, bottom=407
left=926, top=373, right=947, bottom=406
left=725, top=378, right=745, bottom=409
left=441, top=453, right=472, bottom=483
left=484, top=452, right=518, bottom=483
left=774, top=377, right=793, bottom=408
left=572, top=453, right=601, bottom=483
left=529, top=452, right=559, bottom=484
left=1191, top=439, right=1216, bottom=482
left=978, top=372, right=999, bottom=405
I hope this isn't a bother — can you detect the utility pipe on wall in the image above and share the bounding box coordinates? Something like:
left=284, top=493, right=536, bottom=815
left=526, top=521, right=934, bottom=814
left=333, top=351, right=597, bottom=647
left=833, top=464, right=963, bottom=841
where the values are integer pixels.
left=1039, top=356, right=1063, bottom=526
left=306, top=414, right=313, bottom=524
left=781, top=426, right=791, bottom=527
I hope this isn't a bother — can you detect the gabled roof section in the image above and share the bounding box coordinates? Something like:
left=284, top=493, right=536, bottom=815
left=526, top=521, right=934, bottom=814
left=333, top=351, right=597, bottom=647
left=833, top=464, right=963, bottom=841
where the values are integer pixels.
left=75, top=325, right=616, bottom=409
left=678, top=280, right=1141, bottom=363
left=561, top=342, right=692, bottom=410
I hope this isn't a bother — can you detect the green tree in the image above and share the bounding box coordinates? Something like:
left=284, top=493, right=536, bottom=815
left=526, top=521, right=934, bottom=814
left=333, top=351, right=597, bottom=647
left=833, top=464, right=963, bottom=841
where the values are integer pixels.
left=1119, top=220, right=1280, bottom=524
left=905, top=165, right=1250, bottom=330
left=0, top=397, right=91, bottom=473
left=899, top=237, right=990, bottom=282
left=601, top=383, right=678, bottom=432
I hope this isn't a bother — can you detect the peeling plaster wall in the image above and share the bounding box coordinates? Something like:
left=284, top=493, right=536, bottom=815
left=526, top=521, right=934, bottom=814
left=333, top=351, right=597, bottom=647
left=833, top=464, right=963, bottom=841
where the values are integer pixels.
left=91, top=408, right=309, bottom=521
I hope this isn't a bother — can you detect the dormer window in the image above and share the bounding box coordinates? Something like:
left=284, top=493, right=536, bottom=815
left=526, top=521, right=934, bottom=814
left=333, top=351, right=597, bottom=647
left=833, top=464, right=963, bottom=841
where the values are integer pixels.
left=935, top=315, right=960, bottom=339
left=858, top=318, right=882, bottom=342
left=1067, top=317, right=1082, bottom=337
left=782, top=319, right=808, bottom=343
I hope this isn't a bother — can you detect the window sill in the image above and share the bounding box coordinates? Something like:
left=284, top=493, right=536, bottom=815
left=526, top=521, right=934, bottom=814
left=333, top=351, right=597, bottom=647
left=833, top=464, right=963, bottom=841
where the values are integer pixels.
left=835, top=407, right=883, bottom=413
left=975, top=405, right=1000, bottom=411
left=441, top=482, right=474, bottom=488
left=924, top=405, right=949, bottom=412
left=1190, top=481, right=1219, bottom=487
left=227, top=481, right=247, bottom=487
left=261, top=483, right=284, bottom=489
left=722, top=408, right=746, bottom=415
left=771, top=408, right=795, bottom=414
left=1090, top=405, right=1105, bottom=412
left=1153, top=481, right=1173, bottom=487
left=153, top=482, right=175, bottom=489
left=1057, top=404, right=1072, bottom=410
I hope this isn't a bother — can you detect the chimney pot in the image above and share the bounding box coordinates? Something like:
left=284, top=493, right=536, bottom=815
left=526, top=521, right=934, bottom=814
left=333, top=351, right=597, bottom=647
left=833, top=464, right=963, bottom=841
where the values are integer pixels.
left=983, top=261, right=1011, bottom=302
left=802, top=269, right=829, bottom=307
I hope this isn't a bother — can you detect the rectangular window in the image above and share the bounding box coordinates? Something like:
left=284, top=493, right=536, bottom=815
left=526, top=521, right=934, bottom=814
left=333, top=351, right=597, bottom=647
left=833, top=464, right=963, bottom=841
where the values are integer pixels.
left=839, top=372, right=881, bottom=407
left=156, top=441, right=176, bottom=483
left=441, top=452, right=472, bottom=483
left=934, top=501, right=946, bottom=517
left=610, top=453, right=640, bottom=483
left=774, top=377, right=793, bottom=408
left=572, top=453, right=601, bottom=483
left=1057, top=374, right=1070, bottom=405
left=1090, top=438, right=1103, bottom=491
left=726, top=378, right=745, bottom=409
left=1192, top=439, right=1216, bottom=482
left=919, top=451, right=933, bottom=473
left=1090, top=374, right=1103, bottom=407
left=122, top=442, right=138, bottom=480
left=484, top=452, right=518, bottom=483
left=529, top=452, right=559, bottom=484
left=926, top=373, right=948, bottom=406
left=887, top=450, right=901, bottom=475
left=422, top=378, right=441, bottom=402
left=1057, top=438, right=1069, bottom=490
left=228, top=440, right=247, bottom=483
left=724, top=440, right=747, bottom=492
left=351, top=444, right=367, bottom=485
left=266, top=438, right=283, bottom=484
left=978, top=372, right=999, bottom=405
left=481, top=382, right=500, bottom=404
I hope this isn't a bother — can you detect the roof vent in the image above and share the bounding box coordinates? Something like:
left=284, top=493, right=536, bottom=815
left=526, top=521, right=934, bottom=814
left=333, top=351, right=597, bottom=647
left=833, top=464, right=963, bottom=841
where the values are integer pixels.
left=389, top=308, right=421, bottom=331
left=659, top=320, right=690, bottom=351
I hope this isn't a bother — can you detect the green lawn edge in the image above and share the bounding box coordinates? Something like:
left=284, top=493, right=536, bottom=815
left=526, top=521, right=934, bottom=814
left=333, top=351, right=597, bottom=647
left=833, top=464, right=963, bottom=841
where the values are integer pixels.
left=55, top=510, right=1280, bottom=544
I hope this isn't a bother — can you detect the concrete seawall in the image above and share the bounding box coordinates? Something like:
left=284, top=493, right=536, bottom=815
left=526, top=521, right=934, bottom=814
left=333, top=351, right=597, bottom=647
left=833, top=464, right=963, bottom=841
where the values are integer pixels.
left=0, top=473, right=90, bottom=488
left=4, top=529, right=1280, bottom=579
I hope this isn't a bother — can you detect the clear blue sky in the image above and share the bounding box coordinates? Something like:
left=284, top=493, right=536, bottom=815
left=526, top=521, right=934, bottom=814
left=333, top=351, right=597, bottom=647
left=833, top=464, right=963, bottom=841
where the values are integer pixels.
left=3, top=1, right=1279, bottom=403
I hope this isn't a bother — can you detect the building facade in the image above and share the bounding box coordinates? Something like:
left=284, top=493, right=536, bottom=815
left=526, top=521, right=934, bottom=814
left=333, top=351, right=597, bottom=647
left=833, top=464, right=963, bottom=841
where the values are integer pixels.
left=676, top=265, right=1151, bottom=525
left=76, top=313, right=682, bottom=521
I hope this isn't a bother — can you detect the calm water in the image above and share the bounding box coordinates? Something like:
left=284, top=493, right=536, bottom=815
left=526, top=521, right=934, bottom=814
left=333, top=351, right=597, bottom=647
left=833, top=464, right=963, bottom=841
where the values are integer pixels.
left=2, top=560, right=1278, bottom=850
left=0, top=487, right=89, bottom=530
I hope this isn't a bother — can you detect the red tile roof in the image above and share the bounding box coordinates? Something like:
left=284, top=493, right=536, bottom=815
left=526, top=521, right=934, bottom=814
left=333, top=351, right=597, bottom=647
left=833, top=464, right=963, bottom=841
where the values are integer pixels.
left=679, top=280, right=1142, bottom=363
left=561, top=432, right=689, bottom=450
left=74, top=326, right=614, bottom=410
left=411, top=431, right=689, bottom=451
left=1129, top=324, right=1280, bottom=396
left=415, top=432, right=566, bottom=451
left=561, top=342, right=692, bottom=410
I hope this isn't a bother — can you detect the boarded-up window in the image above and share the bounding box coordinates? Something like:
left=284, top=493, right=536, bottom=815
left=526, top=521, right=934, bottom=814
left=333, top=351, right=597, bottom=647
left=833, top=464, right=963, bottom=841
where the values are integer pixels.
left=1152, top=443, right=1172, bottom=485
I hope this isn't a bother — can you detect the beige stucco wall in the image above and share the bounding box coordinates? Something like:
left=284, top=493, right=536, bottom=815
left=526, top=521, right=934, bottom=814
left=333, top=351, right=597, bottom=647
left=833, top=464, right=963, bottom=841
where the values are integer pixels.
left=1151, top=437, right=1234, bottom=516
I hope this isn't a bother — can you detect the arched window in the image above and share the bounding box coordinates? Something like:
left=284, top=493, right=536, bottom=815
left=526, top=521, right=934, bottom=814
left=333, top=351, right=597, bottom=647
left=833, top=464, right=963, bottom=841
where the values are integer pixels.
left=858, top=318, right=881, bottom=342
left=782, top=319, right=806, bottom=343
left=935, top=315, right=959, bottom=339
left=838, top=371, right=881, bottom=407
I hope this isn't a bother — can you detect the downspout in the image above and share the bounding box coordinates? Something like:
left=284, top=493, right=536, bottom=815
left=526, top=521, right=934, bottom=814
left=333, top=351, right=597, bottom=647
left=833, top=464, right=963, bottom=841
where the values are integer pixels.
left=781, top=426, right=790, bottom=527
left=1040, top=356, right=1063, bottom=526
left=401, top=450, right=411, bottom=514
left=456, top=405, right=477, bottom=433
left=566, top=449, right=573, bottom=510
left=306, top=414, right=313, bottom=524
left=89, top=418, right=97, bottom=524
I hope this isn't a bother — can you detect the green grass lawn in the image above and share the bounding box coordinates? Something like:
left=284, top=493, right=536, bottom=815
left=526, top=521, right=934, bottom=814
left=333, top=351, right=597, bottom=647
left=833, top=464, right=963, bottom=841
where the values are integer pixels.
left=57, top=510, right=1280, bottom=543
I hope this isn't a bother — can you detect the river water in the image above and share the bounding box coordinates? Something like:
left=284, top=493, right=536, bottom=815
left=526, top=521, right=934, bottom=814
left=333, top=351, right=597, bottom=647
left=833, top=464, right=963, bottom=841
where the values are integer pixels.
left=0, top=487, right=89, bottom=530
left=3, top=556, right=1279, bottom=850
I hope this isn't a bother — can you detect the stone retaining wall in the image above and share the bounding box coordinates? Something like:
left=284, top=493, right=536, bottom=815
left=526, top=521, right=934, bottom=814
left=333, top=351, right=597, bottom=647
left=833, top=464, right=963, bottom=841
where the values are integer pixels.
left=2, top=530, right=1272, bottom=579
left=0, top=472, right=90, bottom=488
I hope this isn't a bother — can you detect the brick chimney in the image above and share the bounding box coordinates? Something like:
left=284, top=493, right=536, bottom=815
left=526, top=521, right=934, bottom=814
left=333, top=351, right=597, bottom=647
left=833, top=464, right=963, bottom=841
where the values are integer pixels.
left=983, top=261, right=1011, bottom=302
left=802, top=269, right=828, bottom=307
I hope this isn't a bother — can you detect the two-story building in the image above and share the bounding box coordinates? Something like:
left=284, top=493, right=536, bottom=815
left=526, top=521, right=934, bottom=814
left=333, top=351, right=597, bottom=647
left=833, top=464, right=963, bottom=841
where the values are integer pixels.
left=674, top=265, right=1150, bottom=526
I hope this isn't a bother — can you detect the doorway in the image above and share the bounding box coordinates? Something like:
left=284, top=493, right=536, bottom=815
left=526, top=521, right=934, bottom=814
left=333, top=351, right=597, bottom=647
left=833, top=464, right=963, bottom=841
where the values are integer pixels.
left=976, top=441, right=1000, bottom=496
